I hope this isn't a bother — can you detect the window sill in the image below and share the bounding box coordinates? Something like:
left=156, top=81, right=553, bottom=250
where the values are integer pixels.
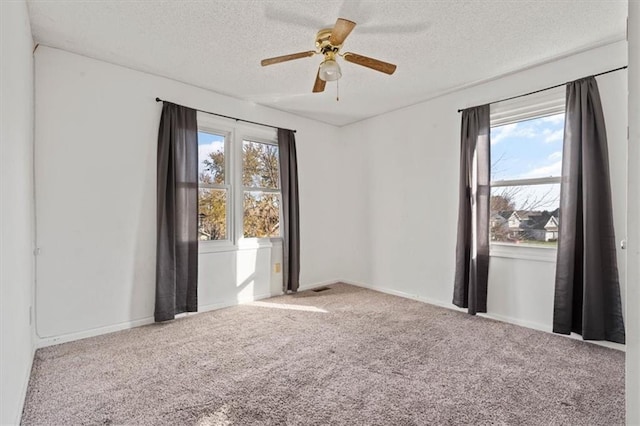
left=198, top=240, right=235, bottom=254
left=237, top=238, right=275, bottom=250
left=490, top=242, right=557, bottom=262
left=198, top=237, right=282, bottom=254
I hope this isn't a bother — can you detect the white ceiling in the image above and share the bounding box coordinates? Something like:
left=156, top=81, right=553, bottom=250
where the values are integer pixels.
left=26, top=0, right=627, bottom=126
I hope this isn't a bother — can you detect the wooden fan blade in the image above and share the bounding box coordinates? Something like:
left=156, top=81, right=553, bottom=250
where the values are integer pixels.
left=261, top=51, right=316, bottom=66
left=312, top=69, right=326, bottom=93
left=343, top=52, right=397, bottom=75
left=329, top=18, right=356, bottom=46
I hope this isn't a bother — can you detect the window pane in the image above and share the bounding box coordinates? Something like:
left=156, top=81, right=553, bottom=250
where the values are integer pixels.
left=198, top=188, right=227, bottom=240
left=490, top=184, right=560, bottom=245
left=491, top=113, right=564, bottom=181
left=242, top=140, right=279, bottom=189
left=243, top=191, right=280, bottom=238
left=198, top=132, right=225, bottom=184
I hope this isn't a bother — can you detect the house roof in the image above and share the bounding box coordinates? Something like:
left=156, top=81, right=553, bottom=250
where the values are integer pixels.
left=544, top=216, right=560, bottom=229
left=500, top=209, right=559, bottom=230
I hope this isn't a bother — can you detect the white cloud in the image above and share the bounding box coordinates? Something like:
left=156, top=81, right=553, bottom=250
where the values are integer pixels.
left=548, top=151, right=562, bottom=161
left=540, top=114, right=565, bottom=125
left=491, top=123, right=516, bottom=145
left=198, top=140, right=223, bottom=174
left=543, top=129, right=563, bottom=144
left=491, top=122, right=536, bottom=145
left=521, top=160, right=562, bottom=179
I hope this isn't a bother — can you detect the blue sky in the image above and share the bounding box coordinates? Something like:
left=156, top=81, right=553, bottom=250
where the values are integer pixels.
left=199, top=119, right=564, bottom=211
left=198, top=131, right=224, bottom=176
left=200, top=116, right=565, bottom=182
left=490, top=113, right=564, bottom=211
left=490, top=113, right=564, bottom=181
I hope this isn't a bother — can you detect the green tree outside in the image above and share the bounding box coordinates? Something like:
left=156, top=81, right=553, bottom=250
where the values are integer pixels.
left=198, top=140, right=280, bottom=240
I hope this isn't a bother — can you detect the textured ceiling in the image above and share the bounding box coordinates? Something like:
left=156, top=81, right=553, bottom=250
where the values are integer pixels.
left=26, top=0, right=627, bottom=126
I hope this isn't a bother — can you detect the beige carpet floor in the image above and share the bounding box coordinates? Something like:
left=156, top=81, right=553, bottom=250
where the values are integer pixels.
left=22, top=283, right=624, bottom=425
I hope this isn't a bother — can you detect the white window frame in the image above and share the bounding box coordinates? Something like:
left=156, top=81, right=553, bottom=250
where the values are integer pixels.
left=239, top=137, right=283, bottom=241
left=197, top=112, right=282, bottom=253
left=489, top=87, right=565, bottom=261
left=197, top=122, right=233, bottom=251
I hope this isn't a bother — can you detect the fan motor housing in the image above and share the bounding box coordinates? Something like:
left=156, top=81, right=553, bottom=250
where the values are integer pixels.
left=259, top=18, right=396, bottom=94
left=316, top=28, right=341, bottom=54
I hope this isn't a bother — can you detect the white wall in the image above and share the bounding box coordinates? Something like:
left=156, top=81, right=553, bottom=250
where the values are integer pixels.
left=487, top=247, right=556, bottom=330
left=16, top=15, right=637, bottom=423
left=34, top=46, right=342, bottom=345
left=627, top=0, right=640, bottom=422
left=338, top=41, right=628, bottom=335
left=0, top=0, right=36, bottom=424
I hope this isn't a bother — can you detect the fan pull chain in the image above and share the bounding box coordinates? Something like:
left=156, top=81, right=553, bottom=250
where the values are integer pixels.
left=336, top=79, right=340, bottom=102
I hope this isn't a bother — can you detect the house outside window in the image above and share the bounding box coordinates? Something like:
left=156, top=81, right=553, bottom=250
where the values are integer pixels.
left=489, top=88, right=565, bottom=250
left=197, top=113, right=282, bottom=249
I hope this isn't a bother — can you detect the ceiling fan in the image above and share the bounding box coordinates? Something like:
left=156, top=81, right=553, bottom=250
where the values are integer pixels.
left=260, top=18, right=397, bottom=93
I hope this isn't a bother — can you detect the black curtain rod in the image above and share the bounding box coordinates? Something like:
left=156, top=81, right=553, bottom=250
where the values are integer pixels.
left=457, top=65, right=628, bottom=113
left=155, top=98, right=296, bottom=133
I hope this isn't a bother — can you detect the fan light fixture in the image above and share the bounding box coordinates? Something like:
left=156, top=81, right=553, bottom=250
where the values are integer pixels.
left=318, top=59, right=342, bottom=81
left=260, top=18, right=397, bottom=93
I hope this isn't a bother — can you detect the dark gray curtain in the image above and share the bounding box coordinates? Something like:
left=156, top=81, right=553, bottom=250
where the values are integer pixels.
left=553, top=77, right=625, bottom=343
left=453, top=105, right=491, bottom=315
left=277, top=129, right=300, bottom=293
left=155, top=102, right=198, bottom=322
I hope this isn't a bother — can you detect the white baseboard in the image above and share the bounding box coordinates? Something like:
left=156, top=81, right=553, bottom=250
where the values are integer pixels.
left=36, top=291, right=281, bottom=349
left=339, top=280, right=626, bottom=352
left=36, top=316, right=156, bottom=348
left=197, top=291, right=276, bottom=314
left=35, top=280, right=625, bottom=353
left=13, top=344, right=37, bottom=425
left=297, top=279, right=342, bottom=292
left=340, top=279, right=467, bottom=311
left=345, top=280, right=546, bottom=327
left=477, top=311, right=550, bottom=334
left=36, top=282, right=338, bottom=348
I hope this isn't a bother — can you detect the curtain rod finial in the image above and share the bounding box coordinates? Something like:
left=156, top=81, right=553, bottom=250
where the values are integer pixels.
left=155, top=97, right=162, bottom=102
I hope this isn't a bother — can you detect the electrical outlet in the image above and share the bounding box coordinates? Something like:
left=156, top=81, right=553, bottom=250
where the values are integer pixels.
left=274, top=263, right=281, bottom=273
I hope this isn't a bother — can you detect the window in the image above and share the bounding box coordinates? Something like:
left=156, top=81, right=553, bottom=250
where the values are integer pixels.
left=197, top=114, right=281, bottom=246
left=198, top=131, right=229, bottom=241
left=242, top=140, right=281, bottom=238
left=490, top=90, right=565, bottom=248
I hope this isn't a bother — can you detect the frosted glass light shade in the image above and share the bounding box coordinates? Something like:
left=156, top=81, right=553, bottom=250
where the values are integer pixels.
left=318, top=59, right=342, bottom=81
